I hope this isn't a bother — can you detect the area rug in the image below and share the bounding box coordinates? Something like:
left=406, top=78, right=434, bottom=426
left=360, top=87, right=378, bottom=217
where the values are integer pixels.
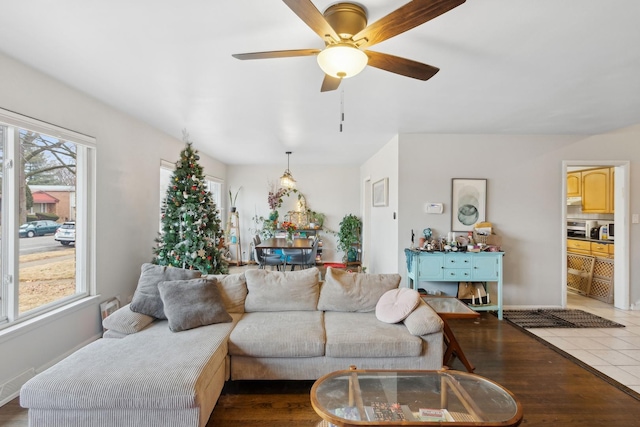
left=502, top=309, right=625, bottom=328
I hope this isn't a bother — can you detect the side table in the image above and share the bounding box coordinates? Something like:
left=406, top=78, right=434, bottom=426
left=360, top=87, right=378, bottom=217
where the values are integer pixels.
left=423, top=296, right=480, bottom=373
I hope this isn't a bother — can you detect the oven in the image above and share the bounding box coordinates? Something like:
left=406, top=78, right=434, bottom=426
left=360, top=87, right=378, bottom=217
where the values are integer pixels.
left=567, top=219, right=587, bottom=238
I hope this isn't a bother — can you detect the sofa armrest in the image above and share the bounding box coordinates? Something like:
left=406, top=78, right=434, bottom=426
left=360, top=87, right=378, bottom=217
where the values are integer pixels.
left=403, top=299, right=443, bottom=336
left=102, top=303, right=155, bottom=336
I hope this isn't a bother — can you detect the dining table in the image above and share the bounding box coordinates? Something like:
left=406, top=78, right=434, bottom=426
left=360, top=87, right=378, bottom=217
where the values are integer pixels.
left=256, top=237, right=314, bottom=250
left=256, top=237, right=315, bottom=270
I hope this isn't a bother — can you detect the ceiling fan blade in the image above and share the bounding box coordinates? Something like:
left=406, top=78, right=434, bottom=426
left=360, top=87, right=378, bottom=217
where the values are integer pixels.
left=282, top=0, right=340, bottom=42
left=232, top=49, right=320, bottom=60
left=320, top=75, right=342, bottom=92
left=365, top=50, right=439, bottom=81
left=354, top=0, right=466, bottom=49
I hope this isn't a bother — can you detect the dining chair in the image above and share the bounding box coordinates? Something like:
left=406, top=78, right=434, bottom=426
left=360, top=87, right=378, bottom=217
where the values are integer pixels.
left=284, top=238, right=318, bottom=270
left=253, top=235, right=284, bottom=270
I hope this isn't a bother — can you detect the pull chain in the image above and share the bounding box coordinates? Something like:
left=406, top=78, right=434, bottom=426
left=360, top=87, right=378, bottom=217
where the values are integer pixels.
left=339, top=89, right=345, bottom=132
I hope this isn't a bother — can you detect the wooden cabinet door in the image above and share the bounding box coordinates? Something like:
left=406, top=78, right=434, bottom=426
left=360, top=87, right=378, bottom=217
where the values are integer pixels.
left=471, top=255, right=499, bottom=281
left=609, top=167, right=615, bottom=212
left=417, top=254, right=444, bottom=281
left=567, top=171, right=581, bottom=197
left=582, top=168, right=610, bottom=213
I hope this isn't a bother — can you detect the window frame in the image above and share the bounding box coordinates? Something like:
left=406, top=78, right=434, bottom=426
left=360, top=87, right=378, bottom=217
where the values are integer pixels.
left=0, top=108, right=96, bottom=327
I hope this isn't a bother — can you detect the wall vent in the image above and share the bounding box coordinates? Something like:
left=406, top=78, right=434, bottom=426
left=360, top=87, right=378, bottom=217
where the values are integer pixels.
left=0, top=368, right=35, bottom=405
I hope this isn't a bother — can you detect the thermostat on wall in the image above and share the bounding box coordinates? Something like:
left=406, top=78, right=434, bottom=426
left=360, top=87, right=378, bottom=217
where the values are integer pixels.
left=424, top=203, right=444, bottom=214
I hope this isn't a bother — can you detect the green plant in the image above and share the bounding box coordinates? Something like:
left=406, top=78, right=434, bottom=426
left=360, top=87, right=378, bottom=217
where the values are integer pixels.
left=306, top=209, right=325, bottom=228
left=229, top=186, right=242, bottom=207
left=337, top=214, right=362, bottom=260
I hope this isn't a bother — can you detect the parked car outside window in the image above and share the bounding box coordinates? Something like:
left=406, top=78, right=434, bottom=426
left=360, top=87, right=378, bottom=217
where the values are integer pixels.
left=54, top=222, right=76, bottom=245
left=18, top=220, right=61, bottom=238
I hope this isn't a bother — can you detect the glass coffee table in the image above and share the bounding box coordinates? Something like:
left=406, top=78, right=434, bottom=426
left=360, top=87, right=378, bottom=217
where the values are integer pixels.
left=311, top=367, right=522, bottom=426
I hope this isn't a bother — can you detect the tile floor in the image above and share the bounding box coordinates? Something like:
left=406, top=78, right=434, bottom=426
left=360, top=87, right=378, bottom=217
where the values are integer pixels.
left=528, top=292, right=640, bottom=393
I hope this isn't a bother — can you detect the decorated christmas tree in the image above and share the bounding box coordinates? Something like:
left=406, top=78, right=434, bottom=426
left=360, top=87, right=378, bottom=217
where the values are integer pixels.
left=153, top=136, right=228, bottom=274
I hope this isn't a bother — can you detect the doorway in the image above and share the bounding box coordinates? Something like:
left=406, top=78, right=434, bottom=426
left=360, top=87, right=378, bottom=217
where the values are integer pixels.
left=362, top=177, right=372, bottom=270
left=562, top=161, right=630, bottom=310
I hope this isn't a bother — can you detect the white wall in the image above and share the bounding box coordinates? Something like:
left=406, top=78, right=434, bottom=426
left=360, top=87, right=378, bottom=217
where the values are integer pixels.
left=0, top=51, right=226, bottom=401
left=360, top=136, right=400, bottom=274
left=397, top=130, right=640, bottom=307
left=226, top=164, right=360, bottom=263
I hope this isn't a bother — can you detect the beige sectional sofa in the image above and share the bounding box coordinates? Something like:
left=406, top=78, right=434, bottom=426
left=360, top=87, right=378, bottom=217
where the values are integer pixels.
left=20, top=266, right=444, bottom=427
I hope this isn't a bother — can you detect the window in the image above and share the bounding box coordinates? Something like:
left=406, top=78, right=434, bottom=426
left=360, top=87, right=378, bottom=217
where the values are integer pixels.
left=205, top=176, right=222, bottom=213
left=0, top=109, right=95, bottom=327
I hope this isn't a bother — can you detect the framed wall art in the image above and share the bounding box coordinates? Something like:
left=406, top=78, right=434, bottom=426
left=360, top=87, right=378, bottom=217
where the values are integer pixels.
left=451, top=178, right=487, bottom=231
left=372, top=177, right=389, bottom=207
left=100, top=298, right=120, bottom=320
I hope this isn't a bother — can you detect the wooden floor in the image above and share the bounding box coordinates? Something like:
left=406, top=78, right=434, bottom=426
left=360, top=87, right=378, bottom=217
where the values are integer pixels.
left=3, top=313, right=640, bottom=426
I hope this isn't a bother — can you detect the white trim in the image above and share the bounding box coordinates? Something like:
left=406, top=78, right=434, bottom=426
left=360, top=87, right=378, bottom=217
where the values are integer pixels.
left=561, top=160, right=630, bottom=310
left=0, top=107, right=95, bottom=147
left=0, top=295, right=100, bottom=343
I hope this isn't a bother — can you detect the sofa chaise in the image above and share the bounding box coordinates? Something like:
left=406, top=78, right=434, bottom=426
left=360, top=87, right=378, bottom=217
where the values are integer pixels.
left=20, top=265, right=444, bottom=427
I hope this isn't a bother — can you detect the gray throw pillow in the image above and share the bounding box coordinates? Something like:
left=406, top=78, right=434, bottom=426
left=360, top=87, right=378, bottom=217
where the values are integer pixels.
left=158, top=278, right=232, bottom=332
left=318, top=268, right=401, bottom=312
left=129, top=263, right=201, bottom=319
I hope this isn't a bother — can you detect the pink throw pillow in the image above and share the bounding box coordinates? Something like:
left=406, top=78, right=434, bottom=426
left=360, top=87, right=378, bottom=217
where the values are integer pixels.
left=375, top=288, right=421, bottom=324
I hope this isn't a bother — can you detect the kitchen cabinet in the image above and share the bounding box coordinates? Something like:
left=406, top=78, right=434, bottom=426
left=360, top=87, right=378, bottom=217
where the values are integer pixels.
left=582, top=167, right=613, bottom=213
left=405, top=250, right=504, bottom=319
left=567, top=239, right=591, bottom=256
left=567, top=239, right=614, bottom=259
left=610, top=167, right=615, bottom=212
left=567, top=171, right=582, bottom=197
left=591, top=242, right=610, bottom=258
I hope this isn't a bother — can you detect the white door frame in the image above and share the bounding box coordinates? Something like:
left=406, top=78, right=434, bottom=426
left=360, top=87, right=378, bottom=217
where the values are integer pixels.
left=561, top=161, right=630, bottom=309
left=362, top=176, right=372, bottom=270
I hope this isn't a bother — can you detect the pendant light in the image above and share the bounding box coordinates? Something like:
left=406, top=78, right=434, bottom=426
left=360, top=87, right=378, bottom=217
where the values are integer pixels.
left=280, top=151, right=296, bottom=189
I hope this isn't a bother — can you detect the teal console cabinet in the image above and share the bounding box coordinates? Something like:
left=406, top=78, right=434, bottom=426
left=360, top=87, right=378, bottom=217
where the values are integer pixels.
left=405, top=250, right=505, bottom=319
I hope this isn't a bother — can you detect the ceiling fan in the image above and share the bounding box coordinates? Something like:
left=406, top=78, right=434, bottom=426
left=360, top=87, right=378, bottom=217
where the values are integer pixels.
left=232, top=0, right=465, bottom=92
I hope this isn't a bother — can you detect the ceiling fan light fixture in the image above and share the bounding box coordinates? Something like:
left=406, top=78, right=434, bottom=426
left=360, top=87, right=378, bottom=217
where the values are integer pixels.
left=317, top=44, right=368, bottom=79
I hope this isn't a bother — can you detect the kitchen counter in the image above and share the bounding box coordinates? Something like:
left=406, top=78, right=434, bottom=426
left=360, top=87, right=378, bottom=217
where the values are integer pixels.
left=568, top=236, right=614, bottom=244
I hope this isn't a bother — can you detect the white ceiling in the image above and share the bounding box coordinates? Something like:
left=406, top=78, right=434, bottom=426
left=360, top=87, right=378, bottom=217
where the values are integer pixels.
left=1, top=1, right=639, bottom=166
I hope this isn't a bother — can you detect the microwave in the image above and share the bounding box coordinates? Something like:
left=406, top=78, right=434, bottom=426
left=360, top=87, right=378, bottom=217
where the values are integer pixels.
left=601, top=222, right=615, bottom=241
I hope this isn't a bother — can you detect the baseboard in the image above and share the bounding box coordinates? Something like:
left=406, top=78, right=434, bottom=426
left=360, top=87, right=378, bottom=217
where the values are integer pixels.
left=0, top=332, right=101, bottom=408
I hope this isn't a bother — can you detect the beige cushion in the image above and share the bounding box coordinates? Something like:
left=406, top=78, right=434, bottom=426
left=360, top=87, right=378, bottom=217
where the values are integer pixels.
left=102, top=304, right=155, bottom=335
left=129, top=263, right=201, bottom=319
left=376, top=288, right=421, bottom=323
left=229, top=311, right=325, bottom=357
left=324, top=312, right=422, bottom=357
left=403, top=299, right=444, bottom=336
left=318, top=268, right=401, bottom=312
left=205, top=272, right=247, bottom=313
left=244, top=268, right=320, bottom=312
left=158, top=278, right=232, bottom=332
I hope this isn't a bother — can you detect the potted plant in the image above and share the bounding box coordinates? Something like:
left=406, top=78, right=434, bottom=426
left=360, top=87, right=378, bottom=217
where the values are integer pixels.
left=306, top=209, right=325, bottom=229
left=337, top=214, right=362, bottom=263
left=229, top=186, right=242, bottom=212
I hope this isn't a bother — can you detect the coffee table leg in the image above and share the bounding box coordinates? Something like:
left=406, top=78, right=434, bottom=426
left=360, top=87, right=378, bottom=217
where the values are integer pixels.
left=442, top=321, right=475, bottom=373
